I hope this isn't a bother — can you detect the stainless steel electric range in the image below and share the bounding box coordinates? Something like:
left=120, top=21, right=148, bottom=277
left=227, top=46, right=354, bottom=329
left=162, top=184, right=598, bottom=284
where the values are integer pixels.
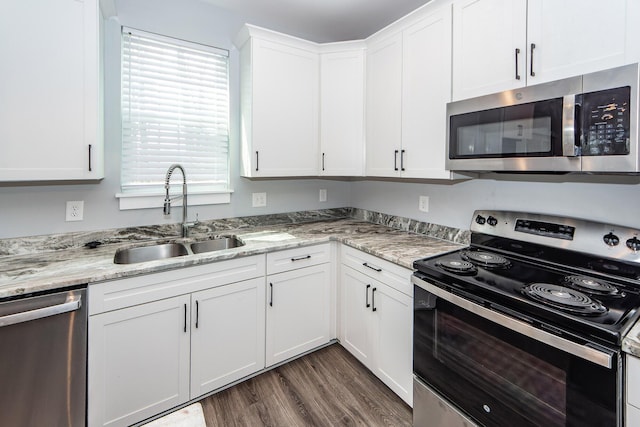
left=412, top=210, right=640, bottom=427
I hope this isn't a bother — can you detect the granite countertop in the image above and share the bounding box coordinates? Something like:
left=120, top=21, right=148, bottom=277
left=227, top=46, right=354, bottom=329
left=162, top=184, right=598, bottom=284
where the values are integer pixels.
left=0, top=216, right=464, bottom=300
left=623, top=321, right=640, bottom=358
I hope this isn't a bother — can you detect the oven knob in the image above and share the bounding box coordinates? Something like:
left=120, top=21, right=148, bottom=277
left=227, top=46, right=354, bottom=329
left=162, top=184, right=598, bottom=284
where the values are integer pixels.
left=475, top=215, right=486, bottom=225
left=626, top=237, right=640, bottom=251
left=603, top=232, right=619, bottom=246
left=487, top=216, right=498, bottom=226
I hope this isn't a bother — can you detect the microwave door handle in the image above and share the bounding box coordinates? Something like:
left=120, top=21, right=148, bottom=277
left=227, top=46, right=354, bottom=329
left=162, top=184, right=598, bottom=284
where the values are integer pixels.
left=562, top=94, right=579, bottom=157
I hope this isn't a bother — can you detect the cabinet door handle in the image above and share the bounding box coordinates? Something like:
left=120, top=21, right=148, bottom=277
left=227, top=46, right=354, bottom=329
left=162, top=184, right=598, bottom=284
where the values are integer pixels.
left=183, top=303, right=187, bottom=333
left=88, top=144, right=93, bottom=172
left=530, top=43, right=536, bottom=77
left=195, top=300, right=199, bottom=329
left=515, top=48, right=521, bottom=80
left=322, top=153, right=325, bottom=171
left=363, top=262, right=382, bottom=272
left=255, top=151, right=259, bottom=171
left=269, top=282, right=273, bottom=307
left=365, top=284, right=371, bottom=308
left=372, top=287, right=377, bottom=312
left=394, top=150, right=399, bottom=171
left=291, top=255, right=311, bottom=262
left=400, top=149, right=405, bottom=171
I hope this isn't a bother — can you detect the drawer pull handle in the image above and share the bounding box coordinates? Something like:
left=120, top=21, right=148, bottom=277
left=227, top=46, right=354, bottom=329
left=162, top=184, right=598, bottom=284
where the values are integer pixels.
left=183, top=303, right=187, bottom=333
left=372, top=287, right=377, bottom=312
left=291, top=255, right=311, bottom=262
left=269, top=282, right=273, bottom=307
left=365, top=284, right=371, bottom=308
left=363, top=262, right=382, bottom=272
left=195, top=300, right=199, bottom=329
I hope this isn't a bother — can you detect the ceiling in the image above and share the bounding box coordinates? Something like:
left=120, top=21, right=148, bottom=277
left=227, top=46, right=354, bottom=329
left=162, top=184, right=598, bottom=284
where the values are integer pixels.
left=198, top=0, right=433, bottom=43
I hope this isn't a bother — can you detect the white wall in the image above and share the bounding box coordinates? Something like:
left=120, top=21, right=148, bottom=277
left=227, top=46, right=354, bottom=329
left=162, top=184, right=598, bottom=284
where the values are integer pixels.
left=350, top=174, right=640, bottom=230
left=0, top=0, right=351, bottom=239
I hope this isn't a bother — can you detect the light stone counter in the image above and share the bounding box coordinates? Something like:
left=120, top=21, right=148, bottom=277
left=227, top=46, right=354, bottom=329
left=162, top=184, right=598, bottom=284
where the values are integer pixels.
left=623, top=320, right=640, bottom=357
left=0, top=209, right=467, bottom=299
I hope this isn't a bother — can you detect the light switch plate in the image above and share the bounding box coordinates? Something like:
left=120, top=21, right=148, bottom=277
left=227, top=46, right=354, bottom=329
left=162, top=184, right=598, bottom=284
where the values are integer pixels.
left=419, top=196, right=429, bottom=213
left=252, top=192, right=267, bottom=207
left=319, top=189, right=327, bottom=202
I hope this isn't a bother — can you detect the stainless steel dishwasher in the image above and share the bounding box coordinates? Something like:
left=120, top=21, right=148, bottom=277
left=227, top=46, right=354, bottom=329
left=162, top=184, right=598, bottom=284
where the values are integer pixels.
left=0, top=286, right=87, bottom=426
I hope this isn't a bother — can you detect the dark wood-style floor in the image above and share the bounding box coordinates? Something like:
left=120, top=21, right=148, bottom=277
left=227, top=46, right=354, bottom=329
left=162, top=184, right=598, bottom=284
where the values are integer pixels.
left=200, top=344, right=412, bottom=426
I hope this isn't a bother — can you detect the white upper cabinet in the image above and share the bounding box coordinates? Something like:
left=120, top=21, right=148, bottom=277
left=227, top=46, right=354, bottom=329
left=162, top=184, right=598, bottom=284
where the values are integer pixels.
left=526, top=0, right=631, bottom=85
left=0, top=0, right=103, bottom=181
left=401, top=4, right=457, bottom=179
left=366, top=2, right=463, bottom=179
left=319, top=43, right=365, bottom=176
left=452, top=0, right=527, bottom=101
left=236, top=25, right=319, bottom=177
left=365, top=32, right=404, bottom=178
left=452, top=0, right=639, bottom=101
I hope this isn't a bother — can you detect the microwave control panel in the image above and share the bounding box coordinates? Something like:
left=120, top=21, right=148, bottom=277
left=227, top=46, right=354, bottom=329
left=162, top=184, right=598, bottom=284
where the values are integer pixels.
left=582, top=86, right=631, bottom=156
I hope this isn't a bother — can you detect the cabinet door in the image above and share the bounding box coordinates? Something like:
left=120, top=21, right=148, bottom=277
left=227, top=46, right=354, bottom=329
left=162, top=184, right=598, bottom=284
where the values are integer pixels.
left=266, top=264, right=331, bottom=366
left=190, top=278, right=266, bottom=398
left=0, top=0, right=101, bottom=181
left=365, top=32, right=403, bottom=177
left=527, top=0, right=629, bottom=84
left=320, top=49, right=365, bottom=176
left=401, top=5, right=454, bottom=179
left=340, top=265, right=374, bottom=367
left=88, top=295, right=190, bottom=427
left=251, top=38, right=319, bottom=177
left=371, top=282, right=413, bottom=406
left=452, top=0, right=527, bottom=101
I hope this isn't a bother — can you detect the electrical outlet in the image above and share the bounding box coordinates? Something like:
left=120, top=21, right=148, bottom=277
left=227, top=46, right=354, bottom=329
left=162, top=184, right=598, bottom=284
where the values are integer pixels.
left=66, top=201, right=84, bottom=221
left=419, top=196, right=429, bottom=213
left=319, top=189, right=327, bottom=202
left=252, top=192, right=267, bottom=207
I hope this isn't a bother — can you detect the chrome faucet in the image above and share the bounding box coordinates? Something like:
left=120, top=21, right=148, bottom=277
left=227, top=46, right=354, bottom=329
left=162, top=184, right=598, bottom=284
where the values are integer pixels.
left=163, top=164, right=197, bottom=237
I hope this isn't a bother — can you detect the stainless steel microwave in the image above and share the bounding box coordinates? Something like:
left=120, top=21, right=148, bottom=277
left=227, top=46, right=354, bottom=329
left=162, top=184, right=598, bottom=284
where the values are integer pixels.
left=446, top=63, right=639, bottom=173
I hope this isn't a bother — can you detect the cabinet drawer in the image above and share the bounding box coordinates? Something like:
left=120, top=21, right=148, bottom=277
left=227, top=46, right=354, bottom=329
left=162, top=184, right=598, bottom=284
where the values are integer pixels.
left=266, top=243, right=331, bottom=275
left=628, top=354, right=640, bottom=408
left=341, top=245, right=412, bottom=296
left=89, top=255, right=265, bottom=315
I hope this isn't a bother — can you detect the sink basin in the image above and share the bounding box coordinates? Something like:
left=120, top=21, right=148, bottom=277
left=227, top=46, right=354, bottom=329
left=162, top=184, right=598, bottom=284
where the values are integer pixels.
left=190, top=237, right=244, bottom=254
left=114, top=243, right=189, bottom=264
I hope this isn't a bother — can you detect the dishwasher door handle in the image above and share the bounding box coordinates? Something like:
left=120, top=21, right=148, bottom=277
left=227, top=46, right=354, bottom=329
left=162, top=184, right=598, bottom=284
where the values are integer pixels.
left=0, top=294, right=82, bottom=328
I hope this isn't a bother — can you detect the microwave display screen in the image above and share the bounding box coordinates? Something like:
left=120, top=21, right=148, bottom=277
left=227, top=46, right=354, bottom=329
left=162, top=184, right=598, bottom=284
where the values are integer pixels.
left=581, top=86, right=630, bottom=156
left=449, top=98, right=563, bottom=159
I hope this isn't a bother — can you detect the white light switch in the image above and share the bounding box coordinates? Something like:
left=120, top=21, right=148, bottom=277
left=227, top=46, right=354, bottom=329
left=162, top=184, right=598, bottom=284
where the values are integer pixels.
left=319, top=189, right=327, bottom=202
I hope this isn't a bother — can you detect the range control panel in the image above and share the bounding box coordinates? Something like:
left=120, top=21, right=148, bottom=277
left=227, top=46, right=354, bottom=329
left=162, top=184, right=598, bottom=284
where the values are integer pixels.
left=470, top=210, right=640, bottom=262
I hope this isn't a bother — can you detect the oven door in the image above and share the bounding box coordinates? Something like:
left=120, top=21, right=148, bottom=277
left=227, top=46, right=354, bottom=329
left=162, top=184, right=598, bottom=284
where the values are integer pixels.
left=413, top=277, right=621, bottom=427
left=446, top=75, right=582, bottom=172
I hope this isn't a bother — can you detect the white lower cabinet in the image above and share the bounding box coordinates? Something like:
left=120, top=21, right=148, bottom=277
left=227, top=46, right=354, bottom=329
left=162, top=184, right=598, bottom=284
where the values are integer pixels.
left=89, top=295, right=191, bottom=427
left=190, top=277, right=265, bottom=397
left=88, top=256, right=266, bottom=427
left=340, top=246, right=413, bottom=406
left=266, top=245, right=332, bottom=367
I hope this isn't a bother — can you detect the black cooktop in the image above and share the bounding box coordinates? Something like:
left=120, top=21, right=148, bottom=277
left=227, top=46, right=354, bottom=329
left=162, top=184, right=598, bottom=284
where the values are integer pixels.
left=414, top=245, right=640, bottom=347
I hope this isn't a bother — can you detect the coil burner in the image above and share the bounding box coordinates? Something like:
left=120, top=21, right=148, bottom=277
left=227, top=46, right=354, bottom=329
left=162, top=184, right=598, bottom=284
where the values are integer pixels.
left=564, top=275, right=624, bottom=298
left=461, top=251, right=511, bottom=269
left=522, top=283, right=607, bottom=316
left=436, top=259, right=477, bottom=275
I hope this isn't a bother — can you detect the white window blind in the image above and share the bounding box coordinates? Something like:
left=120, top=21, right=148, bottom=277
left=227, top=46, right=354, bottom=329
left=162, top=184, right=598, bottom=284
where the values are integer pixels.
left=121, top=27, right=230, bottom=193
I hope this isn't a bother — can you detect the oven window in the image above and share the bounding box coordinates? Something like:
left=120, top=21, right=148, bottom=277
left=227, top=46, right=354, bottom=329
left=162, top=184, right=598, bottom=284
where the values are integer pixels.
left=413, top=286, right=618, bottom=427
left=449, top=98, right=563, bottom=159
left=438, top=311, right=566, bottom=425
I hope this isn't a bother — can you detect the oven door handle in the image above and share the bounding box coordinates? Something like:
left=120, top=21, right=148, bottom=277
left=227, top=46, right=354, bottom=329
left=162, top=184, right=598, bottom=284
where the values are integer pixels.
left=413, top=276, right=615, bottom=369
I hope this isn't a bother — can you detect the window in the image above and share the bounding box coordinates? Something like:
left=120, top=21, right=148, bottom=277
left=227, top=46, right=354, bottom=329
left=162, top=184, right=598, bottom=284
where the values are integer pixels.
left=118, top=27, right=230, bottom=209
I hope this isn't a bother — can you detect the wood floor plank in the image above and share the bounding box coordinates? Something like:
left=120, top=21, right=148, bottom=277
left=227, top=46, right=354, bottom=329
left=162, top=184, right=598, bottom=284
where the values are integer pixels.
left=200, top=344, right=412, bottom=427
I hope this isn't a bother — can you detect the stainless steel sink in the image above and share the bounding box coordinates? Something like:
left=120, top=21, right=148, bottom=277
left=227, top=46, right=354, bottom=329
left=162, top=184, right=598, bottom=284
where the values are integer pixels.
left=190, top=237, right=244, bottom=254
left=114, top=243, right=189, bottom=264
